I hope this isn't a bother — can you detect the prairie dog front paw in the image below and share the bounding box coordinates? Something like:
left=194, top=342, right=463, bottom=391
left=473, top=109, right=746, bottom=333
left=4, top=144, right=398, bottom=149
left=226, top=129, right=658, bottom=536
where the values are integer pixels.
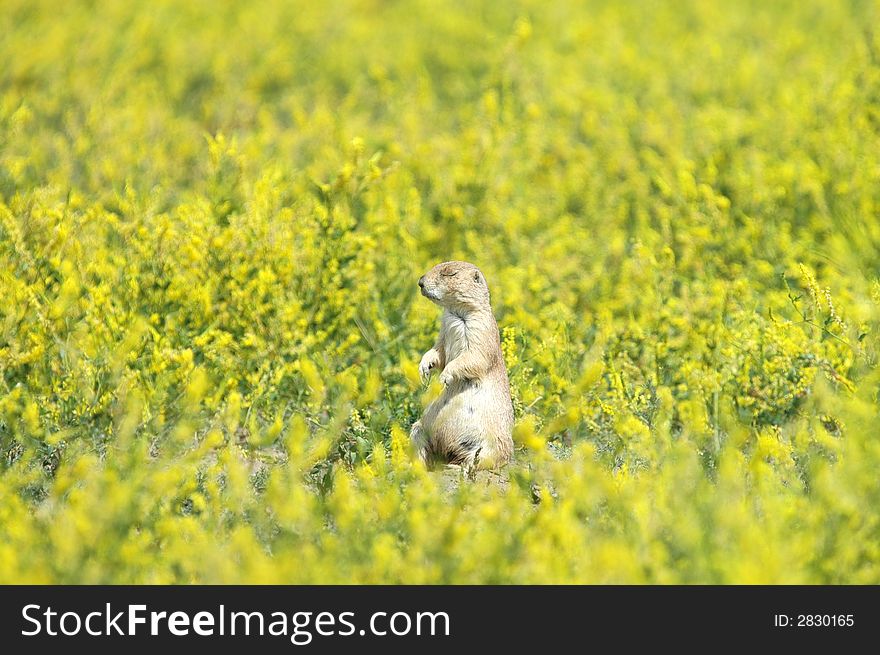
left=418, top=349, right=441, bottom=382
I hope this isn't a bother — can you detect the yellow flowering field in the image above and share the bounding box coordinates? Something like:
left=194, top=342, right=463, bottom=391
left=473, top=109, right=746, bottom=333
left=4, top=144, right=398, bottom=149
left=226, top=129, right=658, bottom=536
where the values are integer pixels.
left=2, top=0, right=880, bottom=583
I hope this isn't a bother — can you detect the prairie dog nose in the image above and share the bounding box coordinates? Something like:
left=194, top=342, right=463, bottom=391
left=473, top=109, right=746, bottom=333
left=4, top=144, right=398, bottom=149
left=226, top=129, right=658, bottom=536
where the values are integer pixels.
left=418, top=276, right=425, bottom=288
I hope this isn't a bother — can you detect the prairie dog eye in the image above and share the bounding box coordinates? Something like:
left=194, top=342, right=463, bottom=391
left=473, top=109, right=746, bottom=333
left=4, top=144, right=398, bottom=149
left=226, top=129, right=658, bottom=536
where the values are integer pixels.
left=440, top=270, right=458, bottom=277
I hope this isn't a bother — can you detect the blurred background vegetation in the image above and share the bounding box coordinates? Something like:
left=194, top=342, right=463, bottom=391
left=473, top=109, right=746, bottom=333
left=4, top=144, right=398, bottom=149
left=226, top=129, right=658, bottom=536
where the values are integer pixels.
left=1, top=0, right=879, bottom=582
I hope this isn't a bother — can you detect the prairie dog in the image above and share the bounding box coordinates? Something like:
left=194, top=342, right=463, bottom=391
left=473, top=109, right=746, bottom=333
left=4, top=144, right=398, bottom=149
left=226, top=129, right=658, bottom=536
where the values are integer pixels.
left=410, top=261, right=514, bottom=469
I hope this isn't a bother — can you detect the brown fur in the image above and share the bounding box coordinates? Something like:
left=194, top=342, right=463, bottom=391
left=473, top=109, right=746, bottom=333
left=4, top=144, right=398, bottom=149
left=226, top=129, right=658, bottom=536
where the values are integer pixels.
left=410, top=261, right=514, bottom=469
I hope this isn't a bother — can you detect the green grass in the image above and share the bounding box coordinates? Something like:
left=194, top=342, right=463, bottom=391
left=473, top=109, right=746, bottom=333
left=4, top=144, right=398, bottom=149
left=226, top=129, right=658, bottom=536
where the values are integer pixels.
left=1, top=0, right=879, bottom=583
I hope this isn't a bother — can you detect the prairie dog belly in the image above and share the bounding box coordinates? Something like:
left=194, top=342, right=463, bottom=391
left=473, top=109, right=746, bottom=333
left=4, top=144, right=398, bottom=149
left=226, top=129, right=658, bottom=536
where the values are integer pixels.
left=422, top=378, right=505, bottom=463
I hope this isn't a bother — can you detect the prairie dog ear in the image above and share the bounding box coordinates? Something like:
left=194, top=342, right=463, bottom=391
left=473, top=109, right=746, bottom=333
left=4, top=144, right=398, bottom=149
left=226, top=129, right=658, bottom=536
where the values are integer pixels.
left=473, top=271, right=481, bottom=283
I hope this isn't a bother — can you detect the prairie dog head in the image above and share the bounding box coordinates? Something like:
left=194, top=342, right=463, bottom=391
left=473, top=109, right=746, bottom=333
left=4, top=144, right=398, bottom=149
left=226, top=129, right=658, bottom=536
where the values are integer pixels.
left=418, top=261, right=491, bottom=312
